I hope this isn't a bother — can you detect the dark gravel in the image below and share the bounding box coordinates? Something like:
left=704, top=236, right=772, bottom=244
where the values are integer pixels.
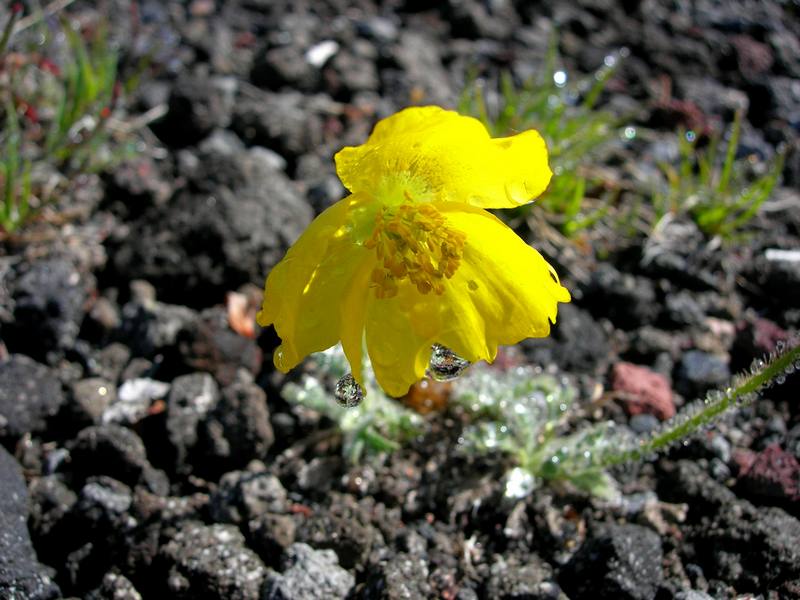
left=0, top=446, right=61, bottom=600
left=0, top=355, right=65, bottom=446
left=1, top=0, right=798, bottom=598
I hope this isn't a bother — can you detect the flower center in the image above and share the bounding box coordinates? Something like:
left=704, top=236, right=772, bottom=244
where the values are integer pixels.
left=365, top=202, right=466, bottom=299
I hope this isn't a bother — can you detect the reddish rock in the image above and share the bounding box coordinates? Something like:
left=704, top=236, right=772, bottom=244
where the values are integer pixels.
left=738, top=444, right=800, bottom=502
left=611, top=362, right=676, bottom=420
left=751, top=318, right=790, bottom=354
left=733, top=316, right=791, bottom=370
left=732, top=448, right=756, bottom=476
left=732, top=35, right=774, bottom=79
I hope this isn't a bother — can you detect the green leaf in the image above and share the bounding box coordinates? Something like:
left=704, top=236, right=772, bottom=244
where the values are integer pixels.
left=568, top=470, right=619, bottom=499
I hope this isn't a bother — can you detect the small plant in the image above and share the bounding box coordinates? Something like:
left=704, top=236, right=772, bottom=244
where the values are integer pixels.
left=652, top=110, right=785, bottom=239
left=452, top=340, right=800, bottom=499
left=0, top=5, right=31, bottom=233
left=457, top=35, right=628, bottom=237
left=43, top=18, right=120, bottom=172
left=0, top=6, right=147, bottom=235
left=1, top=100, right=31, bottom=232
left=452, top=365, right=621, bottom=498
left=280, top=344, right=425, bottom=463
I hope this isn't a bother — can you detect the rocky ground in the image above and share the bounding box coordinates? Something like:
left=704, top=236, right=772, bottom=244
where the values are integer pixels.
left=1, top=0, right=799, bottom=598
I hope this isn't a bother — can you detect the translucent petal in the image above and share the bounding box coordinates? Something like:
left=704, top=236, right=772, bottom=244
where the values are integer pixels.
left=257, top=194, right=373, bottom=372
left=339, top=257, right=373, bottom=387
left=363, top=203, right=569, bottom=396
left=427, top=203, right=569, bottom=366
left=364, top=280, right=439, bottom=397
left=335, top=106, right=552, bottom=209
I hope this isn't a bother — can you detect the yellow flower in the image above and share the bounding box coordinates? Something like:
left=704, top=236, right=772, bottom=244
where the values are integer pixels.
left=257, top=106, right=570, bottom=397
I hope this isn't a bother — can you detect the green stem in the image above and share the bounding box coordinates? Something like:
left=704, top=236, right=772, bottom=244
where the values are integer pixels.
left=600, top=342, right=800, bottom=468
left=0, top=6, right=21, bottom=58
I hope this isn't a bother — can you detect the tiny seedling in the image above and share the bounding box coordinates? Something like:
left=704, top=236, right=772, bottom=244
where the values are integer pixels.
left=452, top=341, right=800, bottom=500
left=0, top=7, right=150, bottom=235
left=652, top=110, right=785, bottom=239
left=458, top=35, right=628, bottom=238
left=43, top=18, right=119, bottom=172
left=0, top=102, right=32, bottom=233
left=280, top=344, right=425, bottom=464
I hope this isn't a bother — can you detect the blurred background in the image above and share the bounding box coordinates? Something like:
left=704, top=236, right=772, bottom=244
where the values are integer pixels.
left=1, top=1, right=799, bottom=599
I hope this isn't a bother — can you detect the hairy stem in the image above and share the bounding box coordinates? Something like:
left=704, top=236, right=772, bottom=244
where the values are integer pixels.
left=599, top=341, right=800, bottom=469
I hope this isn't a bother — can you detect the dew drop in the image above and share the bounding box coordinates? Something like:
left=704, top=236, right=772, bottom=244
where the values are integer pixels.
left=603, top=54, right=617, bottom=67
left=504, top=468, right=536, bottom=499
left=274, top=347, right=286, bottom=369
left=335, top=374, right=364, bottom=408
left=737, top=392, right=756, bottom=407
left=553, top=70, right=567, bottom=87
left=685, top=130, right=696, bottom=143
left=428, top=344, right=470, bottom=382
left=623, top=126, right=637, bottom=140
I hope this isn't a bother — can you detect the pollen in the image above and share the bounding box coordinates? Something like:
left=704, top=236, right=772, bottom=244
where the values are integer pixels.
left=365, top=203, right=466, bottom=299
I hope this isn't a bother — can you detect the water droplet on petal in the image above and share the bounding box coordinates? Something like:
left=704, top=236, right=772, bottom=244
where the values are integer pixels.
left=335, top=374, right=364, bottom=408
left=274, top=347, right=286, bottom=369
left=428, top=344, right=470, bottom=382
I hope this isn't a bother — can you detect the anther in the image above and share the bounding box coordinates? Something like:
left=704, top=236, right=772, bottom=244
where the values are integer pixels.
left=367, top=203, right=465, bottom=299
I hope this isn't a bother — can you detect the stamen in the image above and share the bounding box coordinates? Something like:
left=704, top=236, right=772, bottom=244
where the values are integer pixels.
left=365, top=203, right=466, bottom=299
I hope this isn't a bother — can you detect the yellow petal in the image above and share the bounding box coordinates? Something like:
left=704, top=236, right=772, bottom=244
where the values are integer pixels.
left=434, top=203, right=570, bottom=363
left=362, top=203, right=569, bottom=396
left=339, top=257, right=374, bottom=387
left=257, top=194, right=372, bottom=372
left=335, top=106, right=551, bottom=209
left=364, top=281, right=439, bottom=397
